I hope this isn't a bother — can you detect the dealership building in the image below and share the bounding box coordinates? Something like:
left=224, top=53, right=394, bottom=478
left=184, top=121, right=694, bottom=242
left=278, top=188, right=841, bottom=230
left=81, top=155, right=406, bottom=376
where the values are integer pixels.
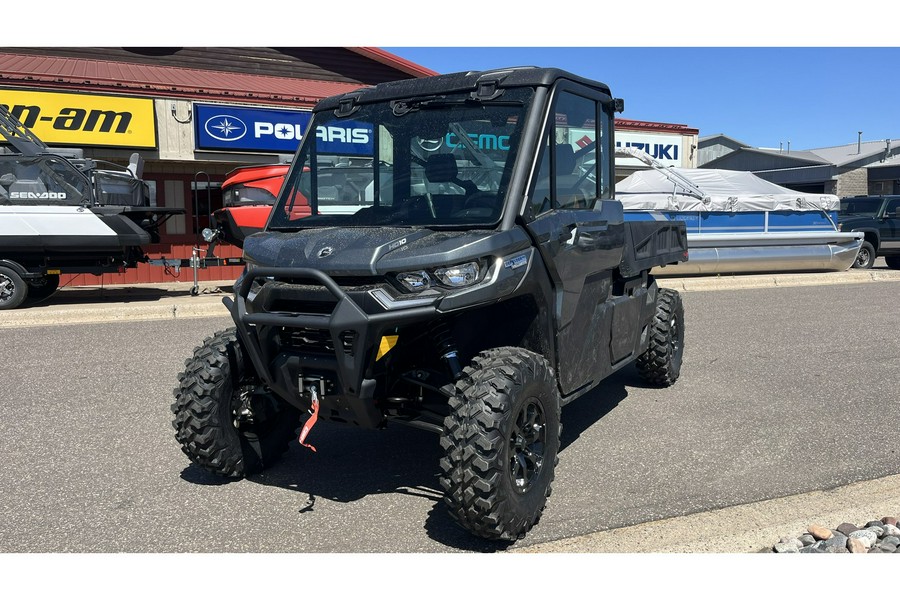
left=0, top=48, right=698, bottom=285
left=699, top=134, right=900, bottom=196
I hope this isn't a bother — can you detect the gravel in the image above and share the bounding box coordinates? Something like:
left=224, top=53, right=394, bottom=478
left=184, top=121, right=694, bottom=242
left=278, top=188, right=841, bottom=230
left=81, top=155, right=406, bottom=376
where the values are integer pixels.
left=771, top=516, right=900, bottom=553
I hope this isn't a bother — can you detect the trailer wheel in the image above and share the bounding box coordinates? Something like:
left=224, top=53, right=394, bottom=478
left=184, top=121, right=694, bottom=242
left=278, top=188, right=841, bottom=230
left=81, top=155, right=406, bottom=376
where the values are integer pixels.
left=171, top=328, right=301, bottom=478
left=852, top=241, right=876, bottom=269
left=439, top=347, right=561, bottom=541
left=636, top=287, right=684, bottom=387
left=24, top=274, right=60, bottom=305
left=0, top=266, right=27, bottom=310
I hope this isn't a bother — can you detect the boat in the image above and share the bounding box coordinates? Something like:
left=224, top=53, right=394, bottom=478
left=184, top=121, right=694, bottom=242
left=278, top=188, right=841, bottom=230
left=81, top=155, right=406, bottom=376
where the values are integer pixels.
left=614, top=148, right=864, bottom=275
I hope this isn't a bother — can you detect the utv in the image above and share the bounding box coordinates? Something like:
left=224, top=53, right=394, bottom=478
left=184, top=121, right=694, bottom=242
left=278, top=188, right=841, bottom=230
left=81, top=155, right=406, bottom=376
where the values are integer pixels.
left=172, top=66, right=688, bottom=542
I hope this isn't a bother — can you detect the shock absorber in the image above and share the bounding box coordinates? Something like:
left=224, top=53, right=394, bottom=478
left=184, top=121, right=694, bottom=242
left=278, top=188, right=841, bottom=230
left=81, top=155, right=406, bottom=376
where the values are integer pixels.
left=430, top=319, right=462, bottom=379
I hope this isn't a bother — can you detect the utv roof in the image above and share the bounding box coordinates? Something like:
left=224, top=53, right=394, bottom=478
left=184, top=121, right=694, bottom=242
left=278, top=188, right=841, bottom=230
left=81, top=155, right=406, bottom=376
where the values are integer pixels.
left=314, top=66, right=613, bottom=111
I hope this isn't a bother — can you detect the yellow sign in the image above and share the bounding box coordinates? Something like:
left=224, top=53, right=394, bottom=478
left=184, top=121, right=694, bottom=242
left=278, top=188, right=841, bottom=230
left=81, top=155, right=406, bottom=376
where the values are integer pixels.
left=0, top=89, right=157, bottom=148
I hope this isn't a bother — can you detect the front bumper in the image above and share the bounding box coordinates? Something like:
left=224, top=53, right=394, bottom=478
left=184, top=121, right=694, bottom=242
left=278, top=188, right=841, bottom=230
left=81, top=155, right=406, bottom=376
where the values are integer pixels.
left=225, top=267, right=440, bottom=428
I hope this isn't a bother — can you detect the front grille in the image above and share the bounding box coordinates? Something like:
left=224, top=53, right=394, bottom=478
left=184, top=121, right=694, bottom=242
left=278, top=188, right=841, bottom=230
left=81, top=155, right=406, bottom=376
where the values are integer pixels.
left=280, top=327, right=334, bottom=355
left=256, top=278, right=382, bottom=315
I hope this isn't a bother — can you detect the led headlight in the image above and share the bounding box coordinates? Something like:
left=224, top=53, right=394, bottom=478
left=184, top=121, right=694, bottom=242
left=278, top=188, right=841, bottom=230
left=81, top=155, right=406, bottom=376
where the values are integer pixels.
left=396, top=270, right=431, bottom=293
left=433, top=262, right=480, bottom=287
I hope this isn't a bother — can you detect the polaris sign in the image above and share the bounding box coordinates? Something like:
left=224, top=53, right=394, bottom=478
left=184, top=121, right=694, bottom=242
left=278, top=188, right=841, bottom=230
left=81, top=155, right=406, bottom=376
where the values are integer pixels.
left=196, top=104, right=313, bottom=152
left=195, top=104, right=373, bottom=155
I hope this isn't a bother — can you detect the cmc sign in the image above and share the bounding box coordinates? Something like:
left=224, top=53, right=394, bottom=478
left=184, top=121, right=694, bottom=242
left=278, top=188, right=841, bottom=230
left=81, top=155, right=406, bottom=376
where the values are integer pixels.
left=0, top=89, right=156, bottom=148
left=615, top=132, right=683, bottom=168
left=196, top=104, right=312, bottom=153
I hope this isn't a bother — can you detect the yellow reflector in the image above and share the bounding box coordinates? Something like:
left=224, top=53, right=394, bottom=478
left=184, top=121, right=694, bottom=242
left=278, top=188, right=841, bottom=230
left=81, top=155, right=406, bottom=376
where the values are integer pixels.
left=47, top=269, right=61, bottom=275
left=376, top=335, right=399, bottom=361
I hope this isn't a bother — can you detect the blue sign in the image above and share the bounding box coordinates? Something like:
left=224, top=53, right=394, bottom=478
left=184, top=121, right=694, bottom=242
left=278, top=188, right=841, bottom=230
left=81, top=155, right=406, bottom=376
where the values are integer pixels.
left=313, top=120, right=373, bottom=156
left=195, top=104, right=312, bottom=152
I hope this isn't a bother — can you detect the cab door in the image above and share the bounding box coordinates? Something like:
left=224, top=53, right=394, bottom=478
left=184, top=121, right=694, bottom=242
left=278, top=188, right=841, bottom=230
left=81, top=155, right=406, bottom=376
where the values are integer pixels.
left=523, top=88, right=625, bottom=395
left=880, top=197, right=900, bottom=252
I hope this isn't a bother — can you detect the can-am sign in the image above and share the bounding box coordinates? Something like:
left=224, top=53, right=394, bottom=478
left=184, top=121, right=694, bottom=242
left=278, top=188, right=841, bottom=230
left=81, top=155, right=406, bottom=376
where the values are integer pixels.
left=0, top=89, right=156, bottom=148
left=196, top=104, right=313, bottom=152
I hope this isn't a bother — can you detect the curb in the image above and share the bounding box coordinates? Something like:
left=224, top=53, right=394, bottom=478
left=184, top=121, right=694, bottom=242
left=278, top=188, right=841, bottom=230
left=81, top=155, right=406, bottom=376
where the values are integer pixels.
left=656, top=268, right=900, bottom=292
left=513, top=473, right=900, bottom=554
left=3, top=270, right=900, bottom=329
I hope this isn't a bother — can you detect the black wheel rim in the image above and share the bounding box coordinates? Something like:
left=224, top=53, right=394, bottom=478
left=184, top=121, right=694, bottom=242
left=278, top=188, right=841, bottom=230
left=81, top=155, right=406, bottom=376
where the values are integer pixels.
left=670, top=312, right=683, bottom=361
left=509, top=398, right=546, bottom=494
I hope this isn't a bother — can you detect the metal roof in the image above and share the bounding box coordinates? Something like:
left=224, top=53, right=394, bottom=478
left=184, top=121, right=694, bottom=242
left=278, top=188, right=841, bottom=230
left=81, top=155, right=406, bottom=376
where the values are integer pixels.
left=804, top=139, right=898, bottom=167
left=0, top=52, right=378, bottom=107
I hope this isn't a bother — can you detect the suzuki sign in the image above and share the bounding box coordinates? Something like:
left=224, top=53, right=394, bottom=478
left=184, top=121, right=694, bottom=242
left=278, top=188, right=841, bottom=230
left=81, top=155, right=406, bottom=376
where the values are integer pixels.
left=615, top=132, right=683, bottom=168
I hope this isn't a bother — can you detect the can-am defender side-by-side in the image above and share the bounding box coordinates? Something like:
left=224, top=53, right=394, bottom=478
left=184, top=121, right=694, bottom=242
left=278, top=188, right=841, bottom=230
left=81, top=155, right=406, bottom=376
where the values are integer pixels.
left=172, top=67, right=688, bottom=542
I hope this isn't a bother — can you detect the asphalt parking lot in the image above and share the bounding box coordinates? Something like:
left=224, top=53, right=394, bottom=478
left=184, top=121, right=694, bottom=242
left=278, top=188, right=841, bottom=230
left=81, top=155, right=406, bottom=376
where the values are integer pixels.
left=2, top=262, right=899, bottom=557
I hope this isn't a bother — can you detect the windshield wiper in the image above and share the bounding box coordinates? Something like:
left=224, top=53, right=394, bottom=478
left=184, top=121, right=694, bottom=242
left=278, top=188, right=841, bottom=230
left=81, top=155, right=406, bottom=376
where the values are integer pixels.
left=391, top=96, right=522, bottom=116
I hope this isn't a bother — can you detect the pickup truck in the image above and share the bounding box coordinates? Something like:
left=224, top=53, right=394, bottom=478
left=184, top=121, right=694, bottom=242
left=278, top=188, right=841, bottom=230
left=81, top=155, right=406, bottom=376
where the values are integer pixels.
left=839, top=195, right=900, bottom=269
left=171, top=66, right=689, bottom=542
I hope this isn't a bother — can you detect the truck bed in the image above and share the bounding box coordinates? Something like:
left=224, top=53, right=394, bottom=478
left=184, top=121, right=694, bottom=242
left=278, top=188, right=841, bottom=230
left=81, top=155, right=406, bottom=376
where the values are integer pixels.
left=619, top=218, right=688, bottom=277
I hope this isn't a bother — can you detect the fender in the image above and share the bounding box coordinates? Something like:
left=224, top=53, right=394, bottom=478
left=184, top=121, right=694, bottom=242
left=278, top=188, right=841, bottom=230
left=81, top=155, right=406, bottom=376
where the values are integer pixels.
left=846, top=226, right=881, bottom=250
left=0, top=258, right=32, bottom=278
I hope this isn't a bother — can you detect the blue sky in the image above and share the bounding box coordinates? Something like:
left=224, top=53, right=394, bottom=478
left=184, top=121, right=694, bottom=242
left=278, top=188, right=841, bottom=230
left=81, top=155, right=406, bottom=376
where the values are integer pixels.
left=37, top=3, right=900, bottom=154
left=383, top=47, right=900, bottom=152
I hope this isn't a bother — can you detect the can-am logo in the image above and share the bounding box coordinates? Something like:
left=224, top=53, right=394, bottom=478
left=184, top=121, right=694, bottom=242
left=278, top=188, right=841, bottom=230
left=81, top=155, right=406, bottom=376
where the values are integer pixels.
left=11, top=192, right=67, bottom=199
left=1, top=103, right=132, bottom=134
left=204, top=115, right=248, bottom=141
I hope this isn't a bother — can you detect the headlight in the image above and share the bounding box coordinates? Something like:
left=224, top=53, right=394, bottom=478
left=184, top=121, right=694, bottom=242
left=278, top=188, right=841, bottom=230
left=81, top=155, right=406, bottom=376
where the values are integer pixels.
left=396, top=271, right=432, bottom=293
left=395, top=261, right=484, bottom=294
left=434, top=262, right=480, bottom=287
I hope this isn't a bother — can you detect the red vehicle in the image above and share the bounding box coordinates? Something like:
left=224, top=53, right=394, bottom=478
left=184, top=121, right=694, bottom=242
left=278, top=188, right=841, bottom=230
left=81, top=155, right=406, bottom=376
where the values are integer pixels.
left=211, top=163, right=299, bottom=248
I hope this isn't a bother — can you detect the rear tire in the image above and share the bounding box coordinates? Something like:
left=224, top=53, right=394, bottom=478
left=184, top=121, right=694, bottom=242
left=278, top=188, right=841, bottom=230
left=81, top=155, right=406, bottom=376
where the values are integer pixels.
left=884, top=256, right=900, bottom=270
left=171, top=328, right=300, bottom=478
left=439, top=347, right=561, bottom=541
left=0, top=266, right=27, bottom=310
left=852, top=241, right=876, bottom=269
left=636, top=287, right=685, bottom=387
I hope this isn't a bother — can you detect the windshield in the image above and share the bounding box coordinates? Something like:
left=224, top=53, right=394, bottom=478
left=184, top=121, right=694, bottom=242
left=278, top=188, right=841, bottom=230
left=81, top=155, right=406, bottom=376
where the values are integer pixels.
left=268, top=88, right=534, bottom=230
left=0, top=155, right=92, bottom=206
left=840, top=197, right=882, bottom=216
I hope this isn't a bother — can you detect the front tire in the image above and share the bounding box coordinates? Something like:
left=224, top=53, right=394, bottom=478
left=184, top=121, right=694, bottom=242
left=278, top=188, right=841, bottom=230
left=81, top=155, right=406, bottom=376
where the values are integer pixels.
left=636, top=287, right=685, bottom=387
left=171, top=328, right=301, bottom=478
left=0, top=266, right=27, bottom=310
left=852, top=241, right=876, bottom=269
left=439, top=347, right=561, bottom=541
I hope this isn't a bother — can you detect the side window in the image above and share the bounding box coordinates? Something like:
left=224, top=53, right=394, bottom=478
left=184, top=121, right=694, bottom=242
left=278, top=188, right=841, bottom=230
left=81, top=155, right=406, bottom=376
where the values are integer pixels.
left=530, top=90, right=602, bottom=216
left=886, top=198, right=900, bottom=216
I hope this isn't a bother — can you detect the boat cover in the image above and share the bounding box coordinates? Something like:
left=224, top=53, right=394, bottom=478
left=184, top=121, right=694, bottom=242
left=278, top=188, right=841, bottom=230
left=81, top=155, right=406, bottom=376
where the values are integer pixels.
left=615, top=168, right=840, bottom=212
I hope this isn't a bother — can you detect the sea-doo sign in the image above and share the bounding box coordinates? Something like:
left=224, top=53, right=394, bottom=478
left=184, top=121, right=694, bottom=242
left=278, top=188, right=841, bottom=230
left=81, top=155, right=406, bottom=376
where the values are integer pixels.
left=0, top=89, right=156, bottom=148
left=196, top=104, right=313, bottom=152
